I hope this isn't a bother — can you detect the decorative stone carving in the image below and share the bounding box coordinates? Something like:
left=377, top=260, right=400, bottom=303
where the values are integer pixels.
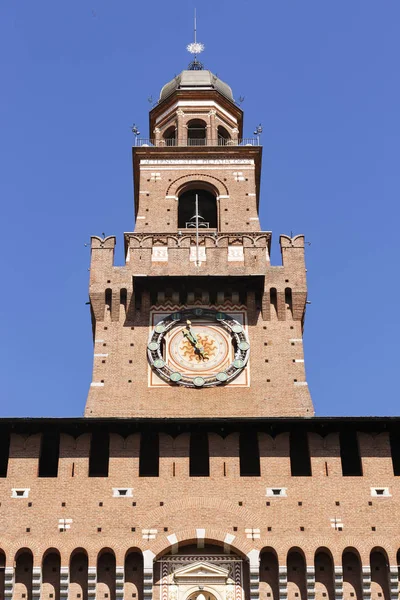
left=152, top=246, right=168, bottom=262
left=190, top=246, right=206, bottom=262
left=228, top=246, right=244, bottom=262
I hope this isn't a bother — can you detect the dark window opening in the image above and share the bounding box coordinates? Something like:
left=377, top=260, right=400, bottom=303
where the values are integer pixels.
left=163, top=125, right=176, bottom=146
left=178, top=189, right=217, bottom=229
left=239, top=432, right=260, bottom=476
left=187, top=119, right=207, bottom=146
left=290, top=430, right=312, bottom=476
left=340, top=430, right=363, bottom=476
left=285, top=287, right=293, bottom=316
left=120, top=288, right=127, bottom=312
left=270, top=288, right=278, bottom=317
left=105, top=288, right=112, bottom=314
left=139, top=432, right=159, bottom=477
left=0, top=432, right=10, bottom=477
left=390, top=431, right=400, bottom=475
left=38, top=431, right=60, bottom=477
left=89, top=432, right=110, bottom=477
left=189, top=432, right=210, bottom=476
left=218, top=126, right=231, bottom=146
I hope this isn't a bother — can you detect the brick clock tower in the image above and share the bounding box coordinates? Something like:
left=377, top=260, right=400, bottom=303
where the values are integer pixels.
left=1, top=45, right=400, bottom=600
left=85, top=64, right=313, bottom=419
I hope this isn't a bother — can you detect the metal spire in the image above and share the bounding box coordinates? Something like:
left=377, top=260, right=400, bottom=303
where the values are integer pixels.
left=187, top=8, right=205, bottom=70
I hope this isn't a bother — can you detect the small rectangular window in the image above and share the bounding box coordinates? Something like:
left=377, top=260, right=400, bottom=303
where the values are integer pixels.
left=139, top=432, right=159, bottom=477
left=371, top=487, right=391, bottom=497
left=89, top=432, right=109, bottom=477
left=290, top=430, right=312, bottom=476
left=38, top=431, right=60, bottom=477
left=340, top=430, right=363, bottom=476
left=189, top=432, right=210, bottom=477
left=11, top=488, right=30, bottom=498
left=266, top=487, right=287, bottom=497
left=239, top=432, right=260, bottom=476
left=112, top=488, right=133, bottom=497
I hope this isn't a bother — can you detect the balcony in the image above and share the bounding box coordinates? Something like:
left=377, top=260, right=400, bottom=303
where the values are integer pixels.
left=133, top=138, right=261, bottom=148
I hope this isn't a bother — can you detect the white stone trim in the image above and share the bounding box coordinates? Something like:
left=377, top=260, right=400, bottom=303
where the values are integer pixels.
left=58, top=518, right=73, bottom=531
left=190, top=246, right=206, bottom=262
left=11, top=488, right=30, bottom=498
left=196, top=528, right=205, bottom=549
left=370, top=486, right=391, bottom=497
left=90, top=382, right=104, bottom=387
left=279, top=566, right=288, bottom=600
left=112, top=487, right=133, bottom=497
left=228, top=246, right=244, bottom=262
left=152, top=246, right=169, bottom=262
left=266, top=487, right=287, bottom=497
left=116, top=566, right=124, bottom=600
left=294, top=381, right=308, bottom=386
left=155, top=100, right=238, bottom=124
left=290, top=338, right=303, bottom=343
left=94, top=353, right=108, bottom=357
left=4, top=567, right=13, bottom=600
left=88, top=566, right=96, bottom=599
left=32, top=567, right=41, bottom=600
left=294, top=359, right=304, bottom=363
left=141, top=159, right=254, bottom=165
left=94, top=339, right=104, bottom=343
left=60, top=567, right=69, bottom=600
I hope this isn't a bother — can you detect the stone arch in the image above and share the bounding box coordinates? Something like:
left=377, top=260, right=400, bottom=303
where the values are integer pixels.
left=166, top=174, right=229, bottom=198
left=153, top=531, right=252, bottom=560
left=70, top=548, right=88, bottom=600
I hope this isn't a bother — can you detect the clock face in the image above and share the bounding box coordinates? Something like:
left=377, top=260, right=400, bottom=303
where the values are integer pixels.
left=147, top=308, right=250, bottom=388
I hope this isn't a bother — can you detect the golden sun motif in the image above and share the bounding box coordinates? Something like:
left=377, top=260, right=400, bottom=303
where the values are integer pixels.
left=181, top=334, right=217, bottom=362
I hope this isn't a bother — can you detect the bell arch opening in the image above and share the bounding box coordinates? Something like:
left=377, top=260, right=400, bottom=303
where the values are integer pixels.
left=218, top=126, right=231, bottom=146
left=163, top=125, right=176, bottom=146
left=187, top=119, right=207, bottom=146
left=178, top=187, right=218, bottom=230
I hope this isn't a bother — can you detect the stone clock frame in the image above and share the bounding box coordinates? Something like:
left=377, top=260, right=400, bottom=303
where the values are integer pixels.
left=147, top=308, right=250, bottom=388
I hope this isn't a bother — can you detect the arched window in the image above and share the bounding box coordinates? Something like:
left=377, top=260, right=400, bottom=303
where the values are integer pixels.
left=163, top=125, right=176, bottom=146
left=187, top=119, right=207, bottom=146
left=218, top=125, right=231, bottom=145
left=178, top=188, right=217, bottom=229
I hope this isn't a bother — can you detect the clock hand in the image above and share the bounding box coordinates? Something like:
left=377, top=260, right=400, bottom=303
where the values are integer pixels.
left=183, top=320, right=198, bottom=345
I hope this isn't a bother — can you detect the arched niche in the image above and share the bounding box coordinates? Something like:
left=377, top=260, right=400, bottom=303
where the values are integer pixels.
left=69, top=549, right=88, bottom=600
left=187, top=119, right=207, bottom=145
left=15, top=549, right=33, bottom=600
left=164, top=125, right=176, bottom=146
left=178, top=185, right=217, bottom=230
left=97, top=549, right=116, bottom=600
left=124, top=550, right=143, bottom=600
left=314, top=549, right=334, bottom=600
left=260, top=549, right=279, bottom=600
left=370, top=549, right=390, bottom=600
left=42, top=549, right=61, bottom=600
left=217, top=126, right=231, bottom=146
left=342, top=549, right=362, bottom=600
left=287, top=549, right=307, bottom=600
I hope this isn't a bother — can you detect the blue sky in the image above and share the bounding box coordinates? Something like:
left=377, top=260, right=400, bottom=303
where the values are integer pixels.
left=0, top=0, right=399, bottom=417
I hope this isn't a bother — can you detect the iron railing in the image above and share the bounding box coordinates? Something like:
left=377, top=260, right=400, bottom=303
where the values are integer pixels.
left=134, top=138, right=261, bottom=147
